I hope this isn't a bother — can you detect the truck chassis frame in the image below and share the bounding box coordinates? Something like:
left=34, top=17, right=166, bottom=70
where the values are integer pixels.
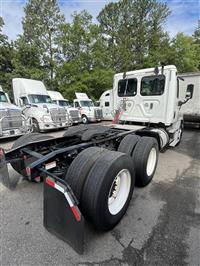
left=0, top=125, right=161, bottom=253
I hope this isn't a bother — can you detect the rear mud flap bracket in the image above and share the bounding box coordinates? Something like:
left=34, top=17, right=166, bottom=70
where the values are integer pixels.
left=44, top=177, right=85, bottom=254
left=0, top=148, right=12, bottom=189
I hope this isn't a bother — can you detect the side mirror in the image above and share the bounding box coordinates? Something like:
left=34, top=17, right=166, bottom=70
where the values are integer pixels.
left=185, top=84, right=194, bottom=99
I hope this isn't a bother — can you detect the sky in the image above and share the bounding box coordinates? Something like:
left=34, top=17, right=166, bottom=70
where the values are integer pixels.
left=0, top=0, right=199, bottom=40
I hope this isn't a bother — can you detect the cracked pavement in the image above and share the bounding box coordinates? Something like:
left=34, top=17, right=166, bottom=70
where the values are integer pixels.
left=0, top=127, right=200, bottom=266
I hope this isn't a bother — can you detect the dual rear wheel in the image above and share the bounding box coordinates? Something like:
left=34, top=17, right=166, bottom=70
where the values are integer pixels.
left=118, top=135, right=159, bottom=187
left=65, top=147, right=135, bottom=231
left=65, top=135, right=158, bottom=231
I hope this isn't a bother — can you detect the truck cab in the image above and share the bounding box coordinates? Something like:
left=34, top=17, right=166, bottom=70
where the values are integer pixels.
left=0, top=85, right=30, bottom=139
left=12, top=79, right=69, bottom=132
left=47, top=90, right=81, bottom=124
left=99, top=89, right=113, bottom=120
left=112, top=65, right=194, bottom=146
left=73, top=93, right=103, bottom=124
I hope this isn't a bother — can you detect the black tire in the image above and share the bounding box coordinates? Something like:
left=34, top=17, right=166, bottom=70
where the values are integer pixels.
left=82, top=115, right=89, bottom=124
left=32, top=118, right=40, bottom=132
left=64, top=147, right=107, bottom=202
left=11, top=133, right=53, bottom=176
left=118, top=134, right=140, bottom=155
left=132, top=137, right=159, bottom=187
left=81, top=151, right=135, bottom=231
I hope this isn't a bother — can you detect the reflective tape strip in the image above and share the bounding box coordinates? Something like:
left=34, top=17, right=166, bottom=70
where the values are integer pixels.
left=64, top=191, right=73, bottom=207
left=46, top=177, right=55, bottom=187
left=71, top=206, right=81, bottom=222
left=54, top=183, right=65, bottom=194
left=45, top=177, right=81, bottom=222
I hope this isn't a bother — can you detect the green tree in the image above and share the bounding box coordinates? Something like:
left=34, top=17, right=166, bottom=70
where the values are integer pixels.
left=170, top=33, right=200, bottom=72
left=193, top=23, right=200, bottom=45
left=11, top=36, right=47, bottom=81
left=56, top=11, right=114, bottom=101
left=22, top=0, right=65, bottom=86
left=97, top=0, right=171, bottom=72
left=0, top=17, right=14, bottom=94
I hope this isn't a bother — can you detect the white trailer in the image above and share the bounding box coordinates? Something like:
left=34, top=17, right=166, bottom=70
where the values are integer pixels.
left=12, top=78, right=69, bottom=132
left=0, top=85, right=30, bottom=139
left=73, top=93, right=103, bottom=124
left=99, top=90, right=113, bottom=120
left=178, top=72, right=200, bottom=125
left=47, top=90, right=81, bottom=124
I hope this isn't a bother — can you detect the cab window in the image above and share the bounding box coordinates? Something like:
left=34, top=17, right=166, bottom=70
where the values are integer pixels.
left=20, top=97, right=29, bottom=106
left=141, top=75, right=165, bottom=96
left=118, top=78, right=137, bottom=97
left=74, top=102, right=80, bottom=108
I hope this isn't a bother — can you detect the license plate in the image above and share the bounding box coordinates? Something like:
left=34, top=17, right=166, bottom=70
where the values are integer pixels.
left=10, top=130, right=15, bottom=135
left=45, top=161, right=56, bottom=170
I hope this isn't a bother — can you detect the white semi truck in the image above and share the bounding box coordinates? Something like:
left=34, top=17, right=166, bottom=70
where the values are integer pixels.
left=0, top=85, right=30, bottom=139
left=12, top=79, right=69, bottom=132
left=73, top=93, right=103, bottom=123
left=178, top=72, right=200, bottom=126
left=99, top=90, right=113, bottom=120
left=0, top=65, right=194, bottom=254
left=47, top=90, right=81, bottom=124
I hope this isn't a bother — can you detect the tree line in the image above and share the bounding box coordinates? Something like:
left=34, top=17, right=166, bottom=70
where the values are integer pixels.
left=0, top=0, right=200, bottom=101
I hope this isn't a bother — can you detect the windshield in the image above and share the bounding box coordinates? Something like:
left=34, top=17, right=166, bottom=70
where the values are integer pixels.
left=28, top=94, right=53, bottom=104
left=80, top=100, right=94, bottom=107
left=58, top=100, right=70, bottom=107
left=0, top=91, right=8, bottom=103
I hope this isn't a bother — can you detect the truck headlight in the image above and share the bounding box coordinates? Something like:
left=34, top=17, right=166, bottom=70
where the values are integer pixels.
left=42, top=115, right=52, bottom=123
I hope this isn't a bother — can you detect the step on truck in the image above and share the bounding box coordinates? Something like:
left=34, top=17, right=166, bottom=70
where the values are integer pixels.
left=0, top=65, right=194, bottom=254
left=47, top=90, right=81, bottom=124
left=12, top=78, right=69, bottom=132
left=0, top=85, right=31, bottom=139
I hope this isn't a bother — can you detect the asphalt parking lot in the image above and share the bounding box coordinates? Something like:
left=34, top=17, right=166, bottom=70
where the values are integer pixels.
left=0, top=126, right=200, bottom=266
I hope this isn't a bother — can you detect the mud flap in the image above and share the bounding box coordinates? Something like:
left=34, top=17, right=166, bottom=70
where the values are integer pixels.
left=0, top=148, right=12, bottom=189
left=44, top=177, right=85, bottom=254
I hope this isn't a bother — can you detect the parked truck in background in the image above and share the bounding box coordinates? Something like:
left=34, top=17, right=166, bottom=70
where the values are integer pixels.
left=178, top=72, right=200, bottom=126
left=12, top=79, right=69, bottom=132
left=0, top=85, right=30, bottom=139
left=99, top=89, right=113, bottom=120
left=0, top=65, right=194, bottom=253
left=47, top=90, right=81, bottom=124
left=74, top=93, right=103, bottom=123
